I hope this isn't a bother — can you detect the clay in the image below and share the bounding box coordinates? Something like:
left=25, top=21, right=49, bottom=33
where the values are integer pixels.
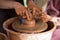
left=0, top=35, right=4, bottom=40
left=0, top=33, right=8, bottom=40
left=12, top=19, right=48, bottom=33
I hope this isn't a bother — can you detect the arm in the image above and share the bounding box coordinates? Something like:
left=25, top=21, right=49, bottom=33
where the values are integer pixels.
left=0, top=1, right=22, bottom=9
left=0, top=1, right=32, bottom=20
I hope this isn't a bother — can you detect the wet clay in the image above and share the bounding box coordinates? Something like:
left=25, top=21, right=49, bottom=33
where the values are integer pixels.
left=0, top=33, right=7, bottom=40
left=0, top=35, right=5, bottom=40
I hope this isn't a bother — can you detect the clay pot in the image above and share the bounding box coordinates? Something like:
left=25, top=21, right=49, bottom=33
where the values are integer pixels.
left=0, top=32, right=8, bottom=40
left=3, top=17, right=56, bottom=40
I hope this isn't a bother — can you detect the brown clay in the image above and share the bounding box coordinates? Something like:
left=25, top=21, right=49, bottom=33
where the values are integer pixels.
left=3, top=17, right=20, bottom=40
left=24, top=20, right=36, bottom=27
left=12, top=19, right=48, bottom=33
left=0, top=32, right=8, bottom=40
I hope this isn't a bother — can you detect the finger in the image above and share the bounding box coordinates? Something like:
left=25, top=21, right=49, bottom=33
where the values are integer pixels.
left=22, top=11, right=27, bottom=18
left=36, top=8, right=42, bottom=14
left=16, top=10, right=20, bottom=15
left=36, top=8, right=41, bottom=13
left=19, top=11, right=22, bottom=16
left=22, top=10, right=25, bottom=15
left=27, top=8, right=31, bottom=12
left=25, top=11, right=30, bottom=20
left=33, top=8, right=36, bottom=15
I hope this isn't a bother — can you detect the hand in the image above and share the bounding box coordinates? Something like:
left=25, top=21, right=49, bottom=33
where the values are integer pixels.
left=28, top=0, right=42, bottom=14
left=28, top=0, right=43, bottom=20
left=15, top=3, right=32, bottom=20
left=41, top=12, right=52, bottom=22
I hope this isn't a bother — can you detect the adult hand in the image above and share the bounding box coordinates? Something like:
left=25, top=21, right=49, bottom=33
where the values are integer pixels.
left=28, top=0, right=52, bottom=22
left=28, top=0, right=42, bottom=14
left=41, top=12, right=52, bottom=22
left=15, top=3, right=32, bottom=20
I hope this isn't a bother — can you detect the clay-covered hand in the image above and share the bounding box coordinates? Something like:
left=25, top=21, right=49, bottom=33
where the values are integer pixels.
left=28, top=0, right=42, bottom=14
left=27, top=0, right=52, bottom=22
left=41, top=12, right=52, bottom=22
left=15, top=3, right=32, bottom=20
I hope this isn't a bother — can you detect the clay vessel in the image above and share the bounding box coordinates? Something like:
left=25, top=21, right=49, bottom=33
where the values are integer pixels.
left=0, top=32, right=8, bottom=40
left=3, top=17, right=56, bottom=40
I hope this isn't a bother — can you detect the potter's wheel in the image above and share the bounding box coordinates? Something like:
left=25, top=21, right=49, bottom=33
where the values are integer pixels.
left=12, top=19, right=48, bottom=33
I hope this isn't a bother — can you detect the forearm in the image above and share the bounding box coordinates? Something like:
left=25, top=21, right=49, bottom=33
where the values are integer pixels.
left=0, top=1, right=22, bottom=9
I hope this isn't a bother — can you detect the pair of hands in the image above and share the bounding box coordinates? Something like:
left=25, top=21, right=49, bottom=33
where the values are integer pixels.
left=15, top=0, right=50, bottom=22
